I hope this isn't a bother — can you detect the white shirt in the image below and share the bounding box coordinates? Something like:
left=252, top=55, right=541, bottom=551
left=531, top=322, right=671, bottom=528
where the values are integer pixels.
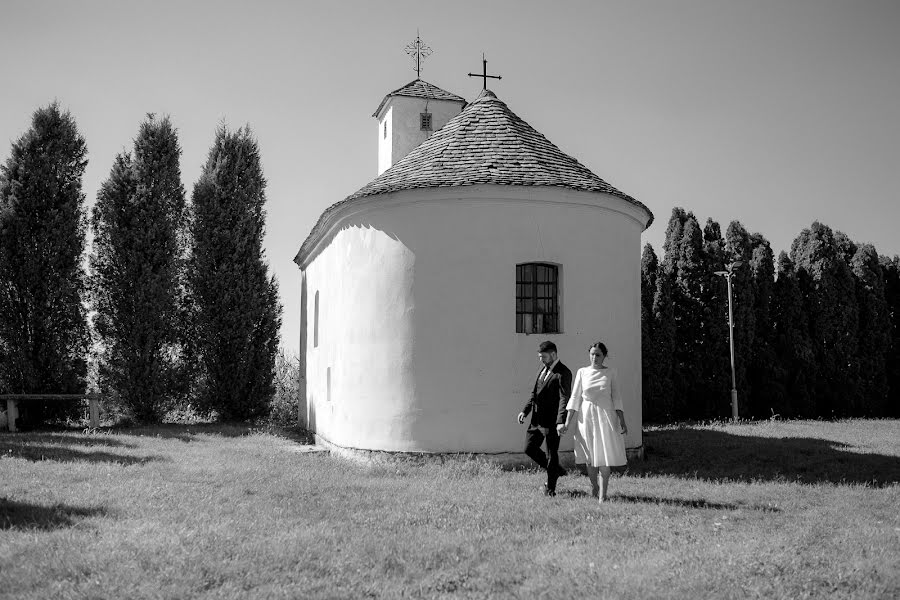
left=541, top=359, right=559, bottom=382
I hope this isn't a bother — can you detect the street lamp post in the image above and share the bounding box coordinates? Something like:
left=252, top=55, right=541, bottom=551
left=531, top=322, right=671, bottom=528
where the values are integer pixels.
left=714, top=261, right=743, bottom=421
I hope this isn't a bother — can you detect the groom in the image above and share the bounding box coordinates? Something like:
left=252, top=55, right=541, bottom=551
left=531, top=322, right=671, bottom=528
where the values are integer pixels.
left=517, top=341, right=572, bottom=496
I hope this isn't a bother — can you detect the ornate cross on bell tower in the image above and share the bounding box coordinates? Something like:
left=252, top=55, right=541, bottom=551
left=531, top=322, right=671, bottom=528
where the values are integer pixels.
left=404, top=31, right=432, bottom=78
left=468, top=54, right=502, bottom=89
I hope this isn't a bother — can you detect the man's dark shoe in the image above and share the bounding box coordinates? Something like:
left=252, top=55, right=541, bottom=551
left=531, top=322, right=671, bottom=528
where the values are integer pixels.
left=541, top=483, right=556, bottom=497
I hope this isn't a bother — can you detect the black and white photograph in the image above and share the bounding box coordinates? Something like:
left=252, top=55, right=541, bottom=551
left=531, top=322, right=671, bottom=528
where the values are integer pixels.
left=1, top=1, right=899, bottom=598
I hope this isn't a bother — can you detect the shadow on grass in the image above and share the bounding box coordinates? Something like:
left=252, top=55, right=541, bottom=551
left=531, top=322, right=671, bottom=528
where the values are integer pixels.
left=110, top=423, right=317, bottom=445
left=559, top=488, right=779, bottom=511
left=615, top=493, right=780, bottom=512
left=0, top=497, right=108, bottom=530
left=108, top=423, right=255, bottom=443
left=559, top=490, right=781, bottom=512
left=0, top=434, right=163, bottom=465
left=633, top=427, right=900, bottom=487
left=13, top=433, right=137, bottom=449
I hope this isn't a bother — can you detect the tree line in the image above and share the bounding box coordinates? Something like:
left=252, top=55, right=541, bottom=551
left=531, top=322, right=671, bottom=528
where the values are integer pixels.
left=642, top=208, right=900, bottom=422
left=0, top=103, right=281, bottom=427
left=3, top=104, right=898, bottom=428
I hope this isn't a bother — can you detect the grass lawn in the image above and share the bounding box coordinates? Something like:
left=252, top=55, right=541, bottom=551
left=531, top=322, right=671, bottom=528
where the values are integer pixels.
left=1, top=420, right=899, bottom=599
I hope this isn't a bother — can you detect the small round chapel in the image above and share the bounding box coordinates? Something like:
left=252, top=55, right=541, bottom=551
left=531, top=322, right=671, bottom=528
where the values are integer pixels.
left=294, top=78, right=653, bottom=461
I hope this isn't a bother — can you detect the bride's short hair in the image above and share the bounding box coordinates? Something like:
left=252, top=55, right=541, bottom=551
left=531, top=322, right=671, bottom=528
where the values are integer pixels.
left=589, top=341, right=608, bottom=356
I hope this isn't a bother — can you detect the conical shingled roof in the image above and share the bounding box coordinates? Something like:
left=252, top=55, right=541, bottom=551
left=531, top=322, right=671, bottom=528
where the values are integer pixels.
left=372, top=79, right=467, bottom=118
left=353, top=89, right=650, bottom=221
left=296, top=89, right=652, bottom=264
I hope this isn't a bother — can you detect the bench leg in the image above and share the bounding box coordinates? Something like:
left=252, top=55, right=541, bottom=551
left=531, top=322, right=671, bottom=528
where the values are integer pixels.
left=89, top=398, right=100, bottom=428
left=7, top=399, right=17, bottom=432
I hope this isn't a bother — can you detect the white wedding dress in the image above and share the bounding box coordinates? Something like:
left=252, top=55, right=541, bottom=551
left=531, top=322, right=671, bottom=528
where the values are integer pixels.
left=567, top=366, right=627, bottom=467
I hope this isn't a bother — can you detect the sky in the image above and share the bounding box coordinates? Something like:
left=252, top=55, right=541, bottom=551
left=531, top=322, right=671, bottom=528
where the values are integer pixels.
left=2, top=0, right=898, bottom=353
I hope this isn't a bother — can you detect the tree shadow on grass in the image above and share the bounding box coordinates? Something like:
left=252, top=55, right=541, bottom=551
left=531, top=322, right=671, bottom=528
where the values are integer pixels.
left=631, top=427, right=900, bottom=487
left=0, top=434, right=163, bottom=465
left=112, top=423, right=259, bottom=442
left=15, top=433, right=137, bottom=449
left=0, top=497, right=108, bottom=530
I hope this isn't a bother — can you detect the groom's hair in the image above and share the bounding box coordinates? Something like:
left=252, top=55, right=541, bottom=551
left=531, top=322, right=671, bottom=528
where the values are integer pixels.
left=538, top=341, right=557, bottom=353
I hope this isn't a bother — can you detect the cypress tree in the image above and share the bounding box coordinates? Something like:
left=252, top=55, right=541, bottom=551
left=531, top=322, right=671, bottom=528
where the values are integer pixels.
left=881, top=255, right=900, bottom=416
left=699, top=218, right=730, bottom=419
left=662, top=207, right=688, bottom=274
left=834, top=230, right=858, bottom=265
left=0, top=103, right=90, bottom=426
left=640, top=243, right=657, bottom=419
left=650, top=265, right=676, bottom=421
left=660, top=208, right=688, bottom=418
left=771, top=252, right=815, bottom=416
left=850, top=244, right=890, bottom=415
left=641, top=243, right=675, bottom=421
left=748, top=233, right=778, bottom=418
left=790, top=222, right=859, bottom=416
left=671, top=213, right=706, bottom=418
left=90, top=115, right=187, bottom=423
left=724, top=221, right=757, bottom=416
left=188, top=126, right=282, bottom=421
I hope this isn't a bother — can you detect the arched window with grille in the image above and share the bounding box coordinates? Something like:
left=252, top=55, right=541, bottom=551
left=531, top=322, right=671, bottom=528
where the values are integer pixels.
left=516, top=263, right=560, bottom=334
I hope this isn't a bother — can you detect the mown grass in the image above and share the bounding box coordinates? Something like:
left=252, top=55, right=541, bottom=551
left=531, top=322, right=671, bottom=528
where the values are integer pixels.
left=1, top=420, right=898, bottom=599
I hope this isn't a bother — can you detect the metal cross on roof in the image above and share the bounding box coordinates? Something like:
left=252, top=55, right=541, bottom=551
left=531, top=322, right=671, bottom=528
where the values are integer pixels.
left=468, top=54, right=502, bottom=89
left=405, top=31, right=432, bottom=78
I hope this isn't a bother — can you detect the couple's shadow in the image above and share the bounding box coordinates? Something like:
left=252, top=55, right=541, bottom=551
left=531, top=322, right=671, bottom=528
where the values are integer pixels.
left=557, top=487, right=774, bottom=511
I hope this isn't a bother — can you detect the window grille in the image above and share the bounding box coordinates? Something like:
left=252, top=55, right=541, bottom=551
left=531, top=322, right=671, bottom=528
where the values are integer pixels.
left=420, top=112, right=432, bottom=131
left=516, top=263, right=560, bottom=333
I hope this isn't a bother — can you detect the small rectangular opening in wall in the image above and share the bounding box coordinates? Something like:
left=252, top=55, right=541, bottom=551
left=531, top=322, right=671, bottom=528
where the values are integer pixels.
left=420, top=112, right=432, bottom=131
left=314, top=291, right=319, bottom=348
left=326, top=367, right=331, bottom=403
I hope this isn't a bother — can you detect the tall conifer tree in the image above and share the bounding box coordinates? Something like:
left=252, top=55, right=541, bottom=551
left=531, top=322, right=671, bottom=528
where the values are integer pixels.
left=91, top=115, right=187, bottom=423
left=640, top=243, right=657, bottom=419
left=789, top=222, right=859, bottom=416
left=0, top=103, right=90, bottom=426
left=662, top=207, right=688, bottom=274
left=771, top=252, right=815, bottom=416
left=748, top=233, right=777, bottom=417
left=650, top=258, right=676, bottom=420
left=881, top=255, right=900, bottom=415
left=850, top=244, right=890, bottom=415
left=641, top=243, right=675, bottom=421
left=188, top=126, right=281, bottom=421
left=671, top=213, right=707, bottom=418
left=699, top=218, right=730, bottom=418
left=724, top=221, right=756, bottom=415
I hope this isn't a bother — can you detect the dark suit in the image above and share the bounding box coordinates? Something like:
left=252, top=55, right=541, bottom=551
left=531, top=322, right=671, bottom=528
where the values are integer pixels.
left=522, top=360, right=572, bottom=493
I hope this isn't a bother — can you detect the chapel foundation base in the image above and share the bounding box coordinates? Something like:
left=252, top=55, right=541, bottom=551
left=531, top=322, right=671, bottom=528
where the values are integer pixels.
left=312, top=433, right=644, bottom=467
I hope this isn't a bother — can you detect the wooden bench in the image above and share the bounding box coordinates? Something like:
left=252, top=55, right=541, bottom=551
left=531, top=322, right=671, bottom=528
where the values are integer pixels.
left=1, top=394, right=102, bottom=432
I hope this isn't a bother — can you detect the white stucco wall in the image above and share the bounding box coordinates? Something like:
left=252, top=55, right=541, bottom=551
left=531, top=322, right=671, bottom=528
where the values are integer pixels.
left=376, top=96, right=464, bottom=175
left=299, top=186, right=650, bottom=455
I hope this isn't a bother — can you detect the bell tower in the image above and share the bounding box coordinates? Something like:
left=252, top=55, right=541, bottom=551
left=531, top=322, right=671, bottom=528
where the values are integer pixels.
left=372, top=34, right=466, bottom=175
